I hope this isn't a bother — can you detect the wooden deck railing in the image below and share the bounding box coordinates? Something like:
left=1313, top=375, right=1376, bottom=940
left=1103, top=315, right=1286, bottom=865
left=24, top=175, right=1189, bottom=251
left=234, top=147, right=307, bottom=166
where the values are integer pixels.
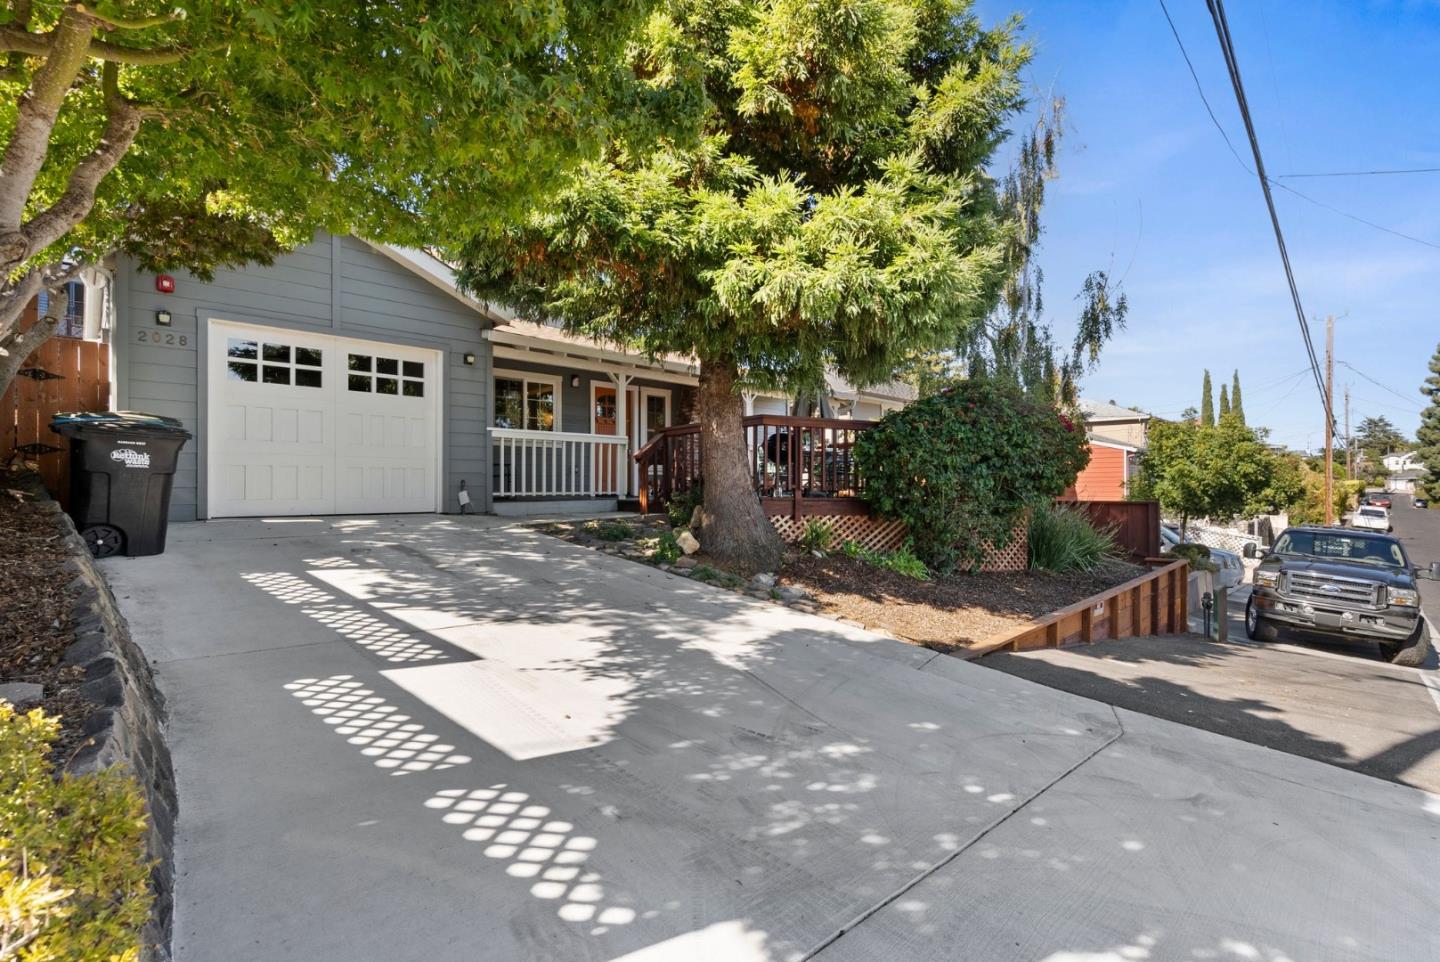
left=633, top=415, right=877, bottom=518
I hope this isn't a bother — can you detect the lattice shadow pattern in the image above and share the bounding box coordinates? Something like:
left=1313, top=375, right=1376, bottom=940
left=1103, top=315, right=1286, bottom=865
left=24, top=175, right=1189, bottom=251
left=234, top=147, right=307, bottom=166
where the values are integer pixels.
left=285, top=675, right=471, bottom=775
left=243, top=571, right=447, bottom=663
left=426, top=785, right=639, bottom=930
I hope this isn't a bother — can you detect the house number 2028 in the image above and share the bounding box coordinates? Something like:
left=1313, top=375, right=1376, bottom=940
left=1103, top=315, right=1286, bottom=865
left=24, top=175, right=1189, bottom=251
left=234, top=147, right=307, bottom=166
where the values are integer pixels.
left=137, top=330, right=189, bottom=347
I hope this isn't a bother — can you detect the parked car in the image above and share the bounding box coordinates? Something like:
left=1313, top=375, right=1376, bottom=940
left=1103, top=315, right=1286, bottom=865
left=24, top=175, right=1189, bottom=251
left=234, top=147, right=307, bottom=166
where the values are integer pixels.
left=1370, top=494, right=1392, bottom=509
left=1161, top=526, right=1245, bottom=589
left=1244, top=527, right=1439, bottom=665
left=1415, top=497, right=1429, bottom=509
left=1351, top=505, right=1392, bottom=533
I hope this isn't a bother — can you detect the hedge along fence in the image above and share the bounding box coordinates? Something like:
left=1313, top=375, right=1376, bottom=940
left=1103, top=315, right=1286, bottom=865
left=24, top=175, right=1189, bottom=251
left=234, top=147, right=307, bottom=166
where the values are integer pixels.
left=855, top=379, right=1089, bottom=573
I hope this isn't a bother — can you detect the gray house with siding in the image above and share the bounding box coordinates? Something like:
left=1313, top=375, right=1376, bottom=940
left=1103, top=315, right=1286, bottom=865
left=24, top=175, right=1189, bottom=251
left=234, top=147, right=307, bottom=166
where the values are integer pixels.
left=107, top=231, right=910, bottom=523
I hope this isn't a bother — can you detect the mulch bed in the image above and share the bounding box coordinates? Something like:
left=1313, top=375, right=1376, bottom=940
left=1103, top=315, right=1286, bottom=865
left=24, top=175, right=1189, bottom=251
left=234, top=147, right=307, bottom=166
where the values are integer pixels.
left=535, top=515, right=1146, bottom=654
left=0, top=473, right=93, bottom=760
left=781, top=554, right=1145, bottom=652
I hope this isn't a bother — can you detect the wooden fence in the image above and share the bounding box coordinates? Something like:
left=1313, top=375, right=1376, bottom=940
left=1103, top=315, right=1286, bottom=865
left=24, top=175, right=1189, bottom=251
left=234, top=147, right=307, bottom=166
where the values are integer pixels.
left=2, top=319, right=110, bottom=507
left=969, top=558, right=1189, bottom=659
left=1062, top=498, right=1161, bottom=561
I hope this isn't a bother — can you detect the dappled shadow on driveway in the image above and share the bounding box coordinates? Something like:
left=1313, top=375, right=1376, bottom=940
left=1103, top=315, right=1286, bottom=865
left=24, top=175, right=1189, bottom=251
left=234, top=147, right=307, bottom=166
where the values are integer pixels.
left=982, top=634, right=1440, bottom=793
left=225, top=516, right=1119, bottom=961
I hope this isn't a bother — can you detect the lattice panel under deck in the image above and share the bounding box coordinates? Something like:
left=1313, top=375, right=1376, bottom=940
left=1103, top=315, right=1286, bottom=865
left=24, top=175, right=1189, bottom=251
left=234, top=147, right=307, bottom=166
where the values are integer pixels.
left=770, top=514, right=907, bottom=552
left=770, top=516, right=1028, bottom=572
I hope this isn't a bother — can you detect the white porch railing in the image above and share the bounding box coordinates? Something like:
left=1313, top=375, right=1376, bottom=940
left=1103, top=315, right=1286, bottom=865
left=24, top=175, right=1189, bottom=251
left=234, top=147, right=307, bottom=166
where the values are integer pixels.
left=491, top=428, right=629, bottom=498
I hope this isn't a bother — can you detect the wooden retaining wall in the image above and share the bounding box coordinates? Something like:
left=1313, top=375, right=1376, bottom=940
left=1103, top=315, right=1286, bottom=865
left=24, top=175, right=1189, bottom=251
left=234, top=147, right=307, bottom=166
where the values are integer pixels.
left=969, top=558, right=1190, bottom=659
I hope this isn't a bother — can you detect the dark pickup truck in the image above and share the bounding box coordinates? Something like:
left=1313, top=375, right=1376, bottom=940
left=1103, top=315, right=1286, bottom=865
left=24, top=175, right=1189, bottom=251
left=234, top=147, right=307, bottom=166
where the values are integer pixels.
left=1244, top=526, right=1439, bottom=665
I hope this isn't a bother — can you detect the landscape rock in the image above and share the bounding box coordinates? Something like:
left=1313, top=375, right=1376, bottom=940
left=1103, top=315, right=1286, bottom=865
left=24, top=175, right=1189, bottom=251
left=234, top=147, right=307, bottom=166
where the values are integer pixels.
left=0, top=681, right=43, bottom=708
left=676, top=530, right=701, bottom=555
left=778, top=585, right=808, bottom=602
left=674, top=556, right=699, bottom=569
left=751, top=572, right=777, bottom=589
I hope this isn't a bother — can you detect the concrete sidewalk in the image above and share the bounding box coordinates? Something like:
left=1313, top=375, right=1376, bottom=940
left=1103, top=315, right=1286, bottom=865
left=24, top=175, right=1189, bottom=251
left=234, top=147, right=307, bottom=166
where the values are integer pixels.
left=102, top=516, right=1440, bottom=961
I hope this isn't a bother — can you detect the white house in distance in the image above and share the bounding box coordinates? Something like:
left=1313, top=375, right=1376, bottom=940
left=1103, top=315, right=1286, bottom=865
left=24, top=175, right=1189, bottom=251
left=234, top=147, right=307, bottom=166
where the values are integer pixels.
left=1383, top=451, right=1425, bottom=473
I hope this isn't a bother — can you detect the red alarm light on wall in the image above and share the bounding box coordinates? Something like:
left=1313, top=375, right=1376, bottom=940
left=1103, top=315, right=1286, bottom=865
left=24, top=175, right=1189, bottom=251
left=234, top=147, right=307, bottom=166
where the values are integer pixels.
left=155, top=275, right=175, bottom=293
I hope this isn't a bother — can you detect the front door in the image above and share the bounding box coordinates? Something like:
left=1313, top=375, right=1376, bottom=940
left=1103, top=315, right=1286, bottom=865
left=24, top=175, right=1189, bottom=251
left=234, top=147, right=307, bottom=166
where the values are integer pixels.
left=591, top=382, right=621, bottom=494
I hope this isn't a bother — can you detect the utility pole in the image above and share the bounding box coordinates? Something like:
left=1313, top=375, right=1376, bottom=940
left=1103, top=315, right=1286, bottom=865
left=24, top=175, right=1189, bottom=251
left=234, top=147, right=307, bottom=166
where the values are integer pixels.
left=1324, top=315, right=1335, bottom=525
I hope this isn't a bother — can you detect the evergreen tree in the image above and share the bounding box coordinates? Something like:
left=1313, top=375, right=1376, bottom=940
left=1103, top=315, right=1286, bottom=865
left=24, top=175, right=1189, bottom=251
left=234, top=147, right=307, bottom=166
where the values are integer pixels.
left=460, top=0, right=1033, bottom=570
left=1231, top=370, right=1245, bottom=425
left=1219, top=384, right=1230, bottom=419
left=1417, top=343, right=1440, bottom=501
left=1201, top=370, right=1215, bottom=427
left=1355, top=415, right=1408, bottom=462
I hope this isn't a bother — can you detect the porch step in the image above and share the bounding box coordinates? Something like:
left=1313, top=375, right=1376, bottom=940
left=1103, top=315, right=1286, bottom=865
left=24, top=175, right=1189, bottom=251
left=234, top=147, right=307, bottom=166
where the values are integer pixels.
left=618, top=498, right=646, bottom=513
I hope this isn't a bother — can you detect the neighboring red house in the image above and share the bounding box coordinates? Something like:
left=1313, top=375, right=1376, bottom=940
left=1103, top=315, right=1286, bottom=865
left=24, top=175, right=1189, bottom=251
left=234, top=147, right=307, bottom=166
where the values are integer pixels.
left=1062, top=400, right=1150, bottom=502
left=1068, top=434, right=1140, bottom=500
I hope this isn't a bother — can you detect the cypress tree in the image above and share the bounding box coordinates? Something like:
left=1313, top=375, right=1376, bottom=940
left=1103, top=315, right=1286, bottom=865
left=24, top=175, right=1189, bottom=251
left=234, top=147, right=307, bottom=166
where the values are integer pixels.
left=1231, top=370, right=1245, bottom=425
left=1417, top=343, right=1440, bottom=501
left=1201, top=370, right=1215, bottom=427
left=1219, top=384, right=1230, bottom=419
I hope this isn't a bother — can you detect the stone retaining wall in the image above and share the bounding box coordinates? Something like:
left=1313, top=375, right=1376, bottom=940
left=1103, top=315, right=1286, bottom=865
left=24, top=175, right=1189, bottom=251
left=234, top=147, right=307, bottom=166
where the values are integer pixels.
left=27, top=479, right=175, bottom=961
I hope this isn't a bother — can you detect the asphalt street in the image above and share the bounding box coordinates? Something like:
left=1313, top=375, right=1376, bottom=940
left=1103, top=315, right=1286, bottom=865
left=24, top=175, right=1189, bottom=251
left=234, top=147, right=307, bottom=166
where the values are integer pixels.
left=985, top=494, right=1440, bottom=793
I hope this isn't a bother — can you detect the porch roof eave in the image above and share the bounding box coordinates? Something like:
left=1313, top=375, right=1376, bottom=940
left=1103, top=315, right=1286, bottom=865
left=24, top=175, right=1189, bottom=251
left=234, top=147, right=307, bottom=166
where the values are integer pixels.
left=484, top=328, right=700, bottom=386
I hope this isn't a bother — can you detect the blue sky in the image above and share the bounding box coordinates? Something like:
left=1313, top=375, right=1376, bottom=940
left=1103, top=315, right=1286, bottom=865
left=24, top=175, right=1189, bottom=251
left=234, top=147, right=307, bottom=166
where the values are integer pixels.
left=973, top=0, right=1440, bottom=450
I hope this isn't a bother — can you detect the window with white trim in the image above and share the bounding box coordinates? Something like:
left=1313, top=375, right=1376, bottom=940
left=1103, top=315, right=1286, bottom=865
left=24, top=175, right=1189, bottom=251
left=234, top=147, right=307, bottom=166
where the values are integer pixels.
left=494, top=372, right=559, bottom=431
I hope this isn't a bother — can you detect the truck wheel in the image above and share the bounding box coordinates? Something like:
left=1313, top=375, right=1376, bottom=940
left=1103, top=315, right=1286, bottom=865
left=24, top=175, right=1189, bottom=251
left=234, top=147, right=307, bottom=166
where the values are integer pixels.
left=1381, top=621, right=1431, bottom=667
left=1245, top=597, right=1277, bottom=642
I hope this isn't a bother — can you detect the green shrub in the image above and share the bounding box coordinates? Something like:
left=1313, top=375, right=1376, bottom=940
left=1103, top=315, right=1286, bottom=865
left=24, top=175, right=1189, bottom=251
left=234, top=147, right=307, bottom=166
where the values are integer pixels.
left=0, top=705, right=152, bottom=961
left=587, top=518, right=633, bottom=541
left=1027, top=503, right=1119, bottom=572
left=798, top=519, right=835, bottom=553
left=666, top=486, right=703, bottom=528
left=855, top=378, right=1089, bottom=573
left=1168, top=541, right=1216, bottom=572
left=653, top=531, right=681, bottom=565
left=835, top=539, right=929, bottom=580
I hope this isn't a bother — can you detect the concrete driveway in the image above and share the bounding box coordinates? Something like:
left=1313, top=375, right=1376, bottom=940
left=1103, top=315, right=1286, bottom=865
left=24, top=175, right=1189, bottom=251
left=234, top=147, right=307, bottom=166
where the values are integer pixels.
left=103, top=516, right=1440, bottom=961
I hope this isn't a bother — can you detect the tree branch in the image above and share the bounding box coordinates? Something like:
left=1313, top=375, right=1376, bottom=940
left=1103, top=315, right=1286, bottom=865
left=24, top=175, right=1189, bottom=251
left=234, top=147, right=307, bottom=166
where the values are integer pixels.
left=2, top=62, right=147, bottom=274
left=74, top=3, right=183, bottom=30
left=0, top=268, right=48, bottom=350
left=0, top=9, right=94, bottom=231
left=0, top=23, right=186, bottom=65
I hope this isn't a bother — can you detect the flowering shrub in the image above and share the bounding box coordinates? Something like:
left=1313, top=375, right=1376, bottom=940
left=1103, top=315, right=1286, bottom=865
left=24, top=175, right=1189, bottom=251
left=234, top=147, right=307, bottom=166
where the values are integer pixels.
left=0, top=704, right=151, bottom=961
left=855, top=379, right=1089, bottom=573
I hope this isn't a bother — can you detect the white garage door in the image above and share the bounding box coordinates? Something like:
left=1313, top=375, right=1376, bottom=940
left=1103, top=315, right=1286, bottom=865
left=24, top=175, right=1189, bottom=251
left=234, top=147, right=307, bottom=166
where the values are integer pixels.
left=207, top=320, right=441, bottom=517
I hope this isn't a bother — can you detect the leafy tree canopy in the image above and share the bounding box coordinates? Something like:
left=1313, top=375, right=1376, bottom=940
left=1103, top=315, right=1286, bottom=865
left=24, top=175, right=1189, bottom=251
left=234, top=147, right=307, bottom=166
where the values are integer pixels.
left=1, top=0, right=679, bottom=392
left=457, top=0, right=1040, bottom=569
left=1130, top=417, right=1279, bottom=535
left=1354, top=415, right=1408, bottom=463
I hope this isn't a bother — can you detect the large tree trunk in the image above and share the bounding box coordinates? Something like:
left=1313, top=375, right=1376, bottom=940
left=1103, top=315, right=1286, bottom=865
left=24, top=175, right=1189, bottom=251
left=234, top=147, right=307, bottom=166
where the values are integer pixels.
left=695, top=348, right=784, bottom=574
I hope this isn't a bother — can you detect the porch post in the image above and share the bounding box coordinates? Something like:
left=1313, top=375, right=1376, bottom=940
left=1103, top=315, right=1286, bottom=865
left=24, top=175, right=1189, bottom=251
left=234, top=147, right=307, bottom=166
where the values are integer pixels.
left=609, top=372, right=633, bottom=496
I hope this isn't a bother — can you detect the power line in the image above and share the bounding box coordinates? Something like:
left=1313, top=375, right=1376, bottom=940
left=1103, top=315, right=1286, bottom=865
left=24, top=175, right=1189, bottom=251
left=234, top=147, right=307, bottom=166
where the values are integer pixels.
left=1202, top=0, right=1329, bottom=420
left=1278, top=167, right=1440, bottom=179
left=1268, top=180, right=1440, bottom=250
left=1338, top=360, right=1424, bottom=410
left=1159, top=0, right=1440, bottom=252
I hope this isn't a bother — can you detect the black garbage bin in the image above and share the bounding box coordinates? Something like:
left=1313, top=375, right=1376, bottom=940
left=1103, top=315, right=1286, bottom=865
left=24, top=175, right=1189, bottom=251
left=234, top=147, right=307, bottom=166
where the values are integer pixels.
left=51, top=412, right=192, bottom=558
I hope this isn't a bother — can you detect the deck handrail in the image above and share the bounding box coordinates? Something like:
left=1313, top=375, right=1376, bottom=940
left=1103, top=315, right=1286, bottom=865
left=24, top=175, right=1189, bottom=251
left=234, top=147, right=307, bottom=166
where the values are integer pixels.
left=632, top=415, right=880, bottom=515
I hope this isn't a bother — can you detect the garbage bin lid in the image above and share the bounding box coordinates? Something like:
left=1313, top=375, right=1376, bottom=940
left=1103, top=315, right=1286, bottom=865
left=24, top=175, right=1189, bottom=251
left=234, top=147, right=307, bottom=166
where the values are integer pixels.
left=51, top=411, right=192, bottom=439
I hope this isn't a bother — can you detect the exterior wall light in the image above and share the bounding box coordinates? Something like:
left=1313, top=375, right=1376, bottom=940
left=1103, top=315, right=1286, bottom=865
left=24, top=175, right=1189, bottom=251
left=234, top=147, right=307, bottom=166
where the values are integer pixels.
left=462, top=352, right=476, bottom=366
left=155, top=309, right=172, bottom=326
left=570, top=374, right=581, bottom=387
